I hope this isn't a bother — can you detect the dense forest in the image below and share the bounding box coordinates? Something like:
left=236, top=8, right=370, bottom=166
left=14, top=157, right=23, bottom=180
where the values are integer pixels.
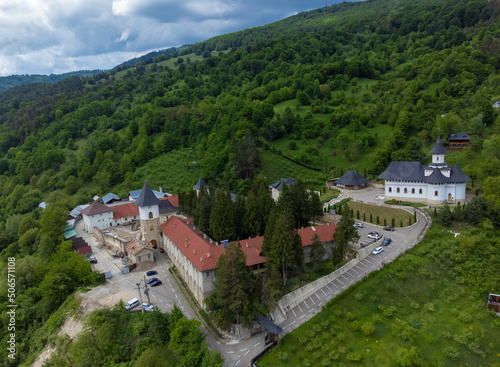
left=0, top=70, right=102, bottom=94
left=2, top=0, right=500, bottom=364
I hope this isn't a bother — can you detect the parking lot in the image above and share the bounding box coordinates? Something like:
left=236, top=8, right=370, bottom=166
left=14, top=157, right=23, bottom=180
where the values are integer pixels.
left=74, top=220, right=194, bottom=319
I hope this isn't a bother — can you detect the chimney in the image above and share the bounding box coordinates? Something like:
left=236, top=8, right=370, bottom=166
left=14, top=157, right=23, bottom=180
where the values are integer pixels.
left=185, top=237, right=188, bottom=241
left=185, top=243, right=187, bottom=247
left=216, top=242, right=218, bottom=246
left=246, top=242, right=249, bottom=248
left=207, top=253, right=211, bottom=258
left=193, top=249, right=196, bottom=254
left=193, top=225, right=196, bottom=230
left=200, top=256, right=203, bottom=262
left=174, top=223, right=176, bottom=227
left=210, top=239, right=212, bottom=244
left=159, top=186, right=163, bottom=193
left=204, top=233, right=207, bottom=239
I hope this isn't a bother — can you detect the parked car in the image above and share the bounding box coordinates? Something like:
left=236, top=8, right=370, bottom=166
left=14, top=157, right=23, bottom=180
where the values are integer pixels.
left=142, top=302, right=154, bottom=312
left=372, top=247, right=384, bottom=255
left=159, top=248, right=165, bottom=253
left=367, top=232, right=381, bottom=239
left=146, top=277, right=159, bottom=285
left=145, top=270, right=157, bottom=276
left=353, top=222, right=364, bottom=228
left=383, top=238, right=392, bottom=246
left=125, top=298, right=140, bottom=310
left=383, top=226, right=395, bottom=231
left=150, top=280, right=162, bottom=287
left=88, top=256, right=97, bottom=264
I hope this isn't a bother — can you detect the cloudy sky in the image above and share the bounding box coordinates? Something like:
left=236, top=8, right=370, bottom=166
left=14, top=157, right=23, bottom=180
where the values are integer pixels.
left=0, top=0, right=351, bottom=76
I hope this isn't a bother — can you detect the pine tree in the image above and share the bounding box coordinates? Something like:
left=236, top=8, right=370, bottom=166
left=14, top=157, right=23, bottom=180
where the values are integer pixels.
left=333, top=207, right=360, bottom=265
left=208, top=242, right=257, bottom=329
left=310, top=192, right=323, bottom=225
left=194, top=187, right=211, bottom=235
left=210, top=190, right=236, bottom=242
left=263, top=210, right=296, bottom=286
left=309, top=233, right=326, bottom=269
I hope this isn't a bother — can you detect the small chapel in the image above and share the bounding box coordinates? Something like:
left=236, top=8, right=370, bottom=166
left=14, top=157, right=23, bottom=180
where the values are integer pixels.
left=378, top=136, right=470, bottom=205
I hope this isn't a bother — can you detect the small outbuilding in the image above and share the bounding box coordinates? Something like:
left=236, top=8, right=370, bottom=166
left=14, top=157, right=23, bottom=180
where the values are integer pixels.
left=126, top=239, right=155, bottom=264
left=331, top=170, right=370, bottom=190
left=447, top=132, right=470, bottom=149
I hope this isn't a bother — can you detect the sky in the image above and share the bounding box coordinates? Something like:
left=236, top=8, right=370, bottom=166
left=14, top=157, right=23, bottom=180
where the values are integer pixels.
left=0, top=0, right=349, bottom=76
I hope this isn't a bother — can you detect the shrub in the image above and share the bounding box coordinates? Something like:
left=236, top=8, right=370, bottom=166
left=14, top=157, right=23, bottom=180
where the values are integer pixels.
left=361, top=321, right=375, bottom=335
left=346, top=352, right=362, bottom=361
left=444, top=347, right=460, bottom=360
left=423, top=302, right=435, bottom=312
left=354, top=292, right=364, bottom=301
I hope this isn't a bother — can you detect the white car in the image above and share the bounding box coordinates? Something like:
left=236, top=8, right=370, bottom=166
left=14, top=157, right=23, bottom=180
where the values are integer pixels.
left=367, top=232, right=381, bottom=240
left=372, top=247, right=384, bottom=255
left=353, top=222, right=363, bottom=228
left=142, top=302, right=154, bottom=312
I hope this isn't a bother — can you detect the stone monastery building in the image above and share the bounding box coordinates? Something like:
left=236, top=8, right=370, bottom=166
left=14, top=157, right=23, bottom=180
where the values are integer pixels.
left=378, top=136, right=470, bottom=204
left=81, top=181, right=337, bottom=307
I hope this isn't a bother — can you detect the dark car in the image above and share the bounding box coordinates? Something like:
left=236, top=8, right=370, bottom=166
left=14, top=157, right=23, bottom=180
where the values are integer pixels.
left=145, top=270, right=157, bottom=276
left=383, top=238, right=392, bottom=246
left=147, top=277, right=159, bottom=284
left=150, top=280, right=162, bottom=287
left=383, top=226, right=395, bottom=231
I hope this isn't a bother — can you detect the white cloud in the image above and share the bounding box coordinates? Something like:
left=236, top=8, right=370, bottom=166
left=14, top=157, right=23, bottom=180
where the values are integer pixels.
left=0, top=0, right=353, bottom=76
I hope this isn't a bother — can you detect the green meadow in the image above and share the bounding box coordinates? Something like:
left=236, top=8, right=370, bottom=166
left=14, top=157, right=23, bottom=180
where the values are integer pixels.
left=258, top=224, right=500, bottom=367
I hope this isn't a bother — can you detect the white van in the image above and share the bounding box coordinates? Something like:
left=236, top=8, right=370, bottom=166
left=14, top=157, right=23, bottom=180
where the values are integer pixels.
left=125, top=298, right=140, bottom=310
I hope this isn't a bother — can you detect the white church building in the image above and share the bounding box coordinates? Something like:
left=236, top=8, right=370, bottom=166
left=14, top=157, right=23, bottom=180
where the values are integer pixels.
left=378, top=136, right=470, bottom=205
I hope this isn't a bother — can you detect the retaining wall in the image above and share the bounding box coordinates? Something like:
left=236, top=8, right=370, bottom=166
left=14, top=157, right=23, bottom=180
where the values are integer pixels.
left=276, top=235, right=384, bottom=320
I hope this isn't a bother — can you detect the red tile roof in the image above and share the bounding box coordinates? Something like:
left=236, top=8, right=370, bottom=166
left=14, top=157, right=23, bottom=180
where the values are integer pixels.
left=113, top=202, right=139, bottom=219
left=165, top=195, right=179, bottom=208
left=240, top=236, right=266, bottom=266
left=160, top=218, right=336, bottom=272
left=81, top=200, right=113, bottom=216
left=126, top=239, right=153, bottom=256
left=160, top=217, right=225, bottom=271
left=77, top=246, right=92, bottom=255
left=298, top=223, right=337, bottom=247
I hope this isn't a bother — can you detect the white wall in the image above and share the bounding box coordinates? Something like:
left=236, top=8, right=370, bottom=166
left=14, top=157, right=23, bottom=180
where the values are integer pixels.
left=83, top=212, right=113, bottom=233
left=139, top=205, right=159, bottom=220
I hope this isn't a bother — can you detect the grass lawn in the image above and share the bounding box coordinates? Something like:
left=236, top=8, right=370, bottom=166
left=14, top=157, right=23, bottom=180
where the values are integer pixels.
left=384, top=200, right=428, bottom=208
left=347, top=201, right=414, bottom=227
left=258, top=148, right=328, bottom=190
left=134, top=148, right=202, bottom=193
left=320, top=189, right=340, bottom=204
left=258, top=225, right=500, bottom=366
left=267, top=123, right=394, bottom=177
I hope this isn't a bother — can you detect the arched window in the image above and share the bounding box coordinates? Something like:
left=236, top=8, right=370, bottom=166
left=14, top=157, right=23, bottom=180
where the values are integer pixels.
left=388, top=187, right=392, bottom=193
left=419, top=188, right=422, bottom=195
left=148, top=212, right=153, bottom=219
left=411, top=188, right=415, bottom=194
left=434, top=190, right=438, bottom=196
left=397, top=188, right=400, bottom=193
left=404, top=188, right=408, bottom=194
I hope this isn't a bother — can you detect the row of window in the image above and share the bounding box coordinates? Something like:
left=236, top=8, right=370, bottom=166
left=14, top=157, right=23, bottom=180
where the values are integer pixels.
left=389, top=187, right=440, bottom=196
left=388, top=187, right=423, bottom=194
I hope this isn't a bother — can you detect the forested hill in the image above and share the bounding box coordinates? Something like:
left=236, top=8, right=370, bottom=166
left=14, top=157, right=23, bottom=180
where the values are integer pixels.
left=2, top=0, right=500, bottom=364
left=0, top=69, right=101, bottom=93
left=0, top=0, right=500, bottom=227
